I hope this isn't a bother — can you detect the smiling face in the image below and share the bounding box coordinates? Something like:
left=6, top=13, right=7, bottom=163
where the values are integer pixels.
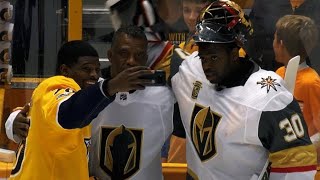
left=198, top=43, right=238, bottom=84
left=182, top=1, right=209, bottom=32
left=62, top=56, right=100, bottom=89
left=108, top=33, right=148, bottom=77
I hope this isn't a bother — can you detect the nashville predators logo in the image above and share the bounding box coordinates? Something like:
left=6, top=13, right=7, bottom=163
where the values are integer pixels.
left=54, top=88, right=75, bottom=100
left=192, top=81, right=202, bottom=99
left=190, top=103, right=221, bottom=161
left=99, top=125, right=142, bottom=179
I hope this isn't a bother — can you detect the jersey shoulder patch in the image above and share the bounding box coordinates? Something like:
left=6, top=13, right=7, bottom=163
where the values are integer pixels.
left=234, top=69, right=293, bottom=111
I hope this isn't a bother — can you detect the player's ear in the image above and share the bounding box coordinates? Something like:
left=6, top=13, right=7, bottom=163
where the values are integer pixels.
left=280, top=40, right=284, bottom=47
left=60, top=64, right=70, bottom=77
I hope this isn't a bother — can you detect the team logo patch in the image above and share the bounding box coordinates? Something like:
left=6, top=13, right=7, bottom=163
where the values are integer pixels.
left=120, top=93, right=127, bottom=101
left=257, top=76, right=281, bottom=93
left=54, top=88, right=75, bottom=100
left=190, top=103, right=221, bottom=161
left=191, top=81, right=202, bottom=99
left=100, top=125, right=142, bottom=179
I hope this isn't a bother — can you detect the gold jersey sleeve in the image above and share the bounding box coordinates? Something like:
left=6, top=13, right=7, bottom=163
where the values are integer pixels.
left=10, top=76, right=91, bottom=180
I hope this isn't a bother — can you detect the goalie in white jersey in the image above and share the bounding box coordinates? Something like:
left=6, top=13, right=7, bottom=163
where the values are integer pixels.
left=171, top=1, right=317, bottom=179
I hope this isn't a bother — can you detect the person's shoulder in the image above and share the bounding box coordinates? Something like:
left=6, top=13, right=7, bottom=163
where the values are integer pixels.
left=275, top=66, right=285, bottom=77
left=34, top=76, right=80, bottom=94
left=241, top=69, right=293, bottom=111
left=39, top=76, right=75, bottom=86
left=42, top=76, right=79, bottom=87
left=171, top=51, right=210, bottom=90
left=298, top=67, right=320, bottom=85
left=178, top=52, right=205, bottom=77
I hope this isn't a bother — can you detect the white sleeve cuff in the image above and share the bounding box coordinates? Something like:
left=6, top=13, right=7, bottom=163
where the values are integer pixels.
left=5, top=110, right=22, bottom=143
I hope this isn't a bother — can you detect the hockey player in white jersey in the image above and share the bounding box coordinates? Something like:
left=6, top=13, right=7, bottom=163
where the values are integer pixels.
left=89, top=25, right=175, bottom=179
left=171, top=1, right=317, bottom=179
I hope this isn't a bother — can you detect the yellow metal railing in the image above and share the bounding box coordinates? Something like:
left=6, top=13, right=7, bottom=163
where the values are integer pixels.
left=68, top=0, right=82, bottom=41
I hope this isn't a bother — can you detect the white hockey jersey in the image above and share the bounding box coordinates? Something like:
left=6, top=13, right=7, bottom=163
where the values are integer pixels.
left=89, top=86, right=175, bottom=180
left=171, top=52, right=317, bottom=180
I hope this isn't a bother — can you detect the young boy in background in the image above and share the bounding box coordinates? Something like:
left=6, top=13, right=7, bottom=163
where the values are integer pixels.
left=274, top=14, right=320, bottom=164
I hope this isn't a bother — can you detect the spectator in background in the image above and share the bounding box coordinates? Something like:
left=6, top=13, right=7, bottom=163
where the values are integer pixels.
left=249, top=0, right=320, bottom=72
left=179, top=0, right=213, bottom=54
left=273, top=14, right=320, bottom=164
left=158, top=0, right=189, bottom=45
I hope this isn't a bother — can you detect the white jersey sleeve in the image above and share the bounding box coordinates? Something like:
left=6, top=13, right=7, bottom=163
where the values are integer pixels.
left=5, top=110, right=22, bottom=143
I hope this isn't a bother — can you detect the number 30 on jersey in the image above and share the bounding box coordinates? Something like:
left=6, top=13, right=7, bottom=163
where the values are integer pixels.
left=279, top=114, right=305, bottom=142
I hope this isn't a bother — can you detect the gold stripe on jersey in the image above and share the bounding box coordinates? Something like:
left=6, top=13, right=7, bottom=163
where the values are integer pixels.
left=269, top=144, right=317, bottom=168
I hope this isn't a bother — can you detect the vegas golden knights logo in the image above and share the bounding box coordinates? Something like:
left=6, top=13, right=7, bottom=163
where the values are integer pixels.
left=190, top=103, right=221, bottom=161
left=100, top=125, right=142, bottom=179
left=192, top=81, right=202, bottom=99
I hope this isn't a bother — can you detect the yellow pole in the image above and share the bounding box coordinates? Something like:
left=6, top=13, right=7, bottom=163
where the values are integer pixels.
left=68, top=0, right=82, bottom=41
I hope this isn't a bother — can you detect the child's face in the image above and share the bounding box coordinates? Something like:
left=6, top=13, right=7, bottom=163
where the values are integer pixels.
left=182, top=1, right=208, bottom=32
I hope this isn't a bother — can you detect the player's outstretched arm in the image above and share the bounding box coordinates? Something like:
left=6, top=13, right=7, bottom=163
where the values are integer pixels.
left=5, top=104, right=30, bottom=143
left=58, top=66, right=154, bottom=129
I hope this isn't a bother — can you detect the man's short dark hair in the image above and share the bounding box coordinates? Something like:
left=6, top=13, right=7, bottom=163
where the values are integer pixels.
left=56, top=40, right=99, bottom=74
left=111, top=25, right=147, bottom=47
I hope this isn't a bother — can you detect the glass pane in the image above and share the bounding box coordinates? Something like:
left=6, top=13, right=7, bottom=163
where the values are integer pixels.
left=82, top=0, right=111, bottom=70
left=11, top=0, right=67, bottom=78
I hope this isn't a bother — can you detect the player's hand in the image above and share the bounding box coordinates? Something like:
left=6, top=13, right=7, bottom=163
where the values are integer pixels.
left=106, top=66, right=154, bottom=96
left=13, top=103, right=30, bottom=140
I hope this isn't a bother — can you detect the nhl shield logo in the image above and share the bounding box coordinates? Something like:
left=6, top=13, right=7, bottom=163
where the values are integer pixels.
left=99, top=125, right=143, bottom=179
left=192, top=81, right=202, bottom=99
left=190, top=103, right=221, bottom=161
left=120, top=93, right=127, bottom=101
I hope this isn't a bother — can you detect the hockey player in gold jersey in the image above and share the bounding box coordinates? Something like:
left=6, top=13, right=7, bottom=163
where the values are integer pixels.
left=9, top=39, right=154, bottom=180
